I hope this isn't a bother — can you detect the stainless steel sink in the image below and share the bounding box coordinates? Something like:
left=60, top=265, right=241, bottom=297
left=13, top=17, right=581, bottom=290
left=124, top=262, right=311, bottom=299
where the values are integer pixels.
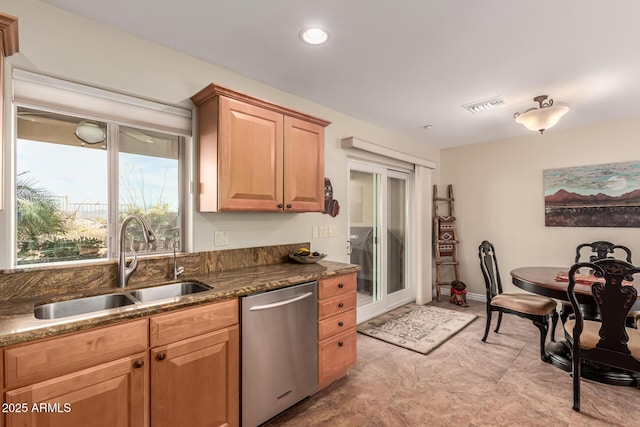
left=34, top=293, right=137, bottom=320
left=129, top=281, right=212, bottom=303
left=33, top=281, right=213, bottom=320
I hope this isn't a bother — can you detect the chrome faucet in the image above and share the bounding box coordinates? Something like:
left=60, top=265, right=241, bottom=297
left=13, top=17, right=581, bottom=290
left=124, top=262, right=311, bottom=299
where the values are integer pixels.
left=173, top=243, right=185, bottom=280
left=118, top=214, right=156, bottom=288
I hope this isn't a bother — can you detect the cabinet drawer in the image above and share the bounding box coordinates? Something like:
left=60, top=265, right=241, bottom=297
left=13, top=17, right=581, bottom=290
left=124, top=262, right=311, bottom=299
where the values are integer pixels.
left=318, top=293, right=356, bottom=320
left=4, top=319, right=148, bottom=389
left=318, top=328, right=357, bottom=385
left=318, top=273, right=356, bottom=300
left=150, top=298, right=238, bottom=347
left=318, top=309, right=356, bottom=341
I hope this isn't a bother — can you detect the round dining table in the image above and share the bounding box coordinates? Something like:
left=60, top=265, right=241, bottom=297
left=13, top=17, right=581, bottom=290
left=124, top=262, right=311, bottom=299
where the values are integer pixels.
left=510, top=266, right=640, bottom=386
left=511, top=266, right=640, bottom=310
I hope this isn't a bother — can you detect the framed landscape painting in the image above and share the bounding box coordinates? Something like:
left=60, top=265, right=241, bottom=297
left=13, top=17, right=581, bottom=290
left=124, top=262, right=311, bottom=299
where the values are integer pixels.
left=544, top=160, right=640, bottom=227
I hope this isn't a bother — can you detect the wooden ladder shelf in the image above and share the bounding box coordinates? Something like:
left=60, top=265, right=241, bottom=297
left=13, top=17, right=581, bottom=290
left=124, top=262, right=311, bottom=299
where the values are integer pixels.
left=433, top=184, right=460, bottom=302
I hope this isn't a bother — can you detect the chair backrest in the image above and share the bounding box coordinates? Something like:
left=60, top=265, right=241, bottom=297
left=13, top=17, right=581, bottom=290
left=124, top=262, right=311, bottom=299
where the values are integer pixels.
left=479, top=240, right=502, bottom=299
left=574, top=241, right=632, bottom=263
left=567, top=258, right=640, bottom=364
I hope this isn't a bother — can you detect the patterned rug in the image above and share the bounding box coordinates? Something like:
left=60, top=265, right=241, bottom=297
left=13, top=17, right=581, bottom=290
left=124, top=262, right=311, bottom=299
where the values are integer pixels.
left=357, top=303, right=477, bottom=354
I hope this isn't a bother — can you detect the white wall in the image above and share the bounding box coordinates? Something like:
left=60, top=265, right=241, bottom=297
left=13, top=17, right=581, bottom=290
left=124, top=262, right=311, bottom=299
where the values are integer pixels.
left=441, top=117, right=640, bottom=296
left=0, top=1, right=440, bottom=268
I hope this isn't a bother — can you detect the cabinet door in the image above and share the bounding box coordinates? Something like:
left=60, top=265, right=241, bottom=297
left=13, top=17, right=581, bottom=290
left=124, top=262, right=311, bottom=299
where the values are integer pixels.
left=150, top=325, right=239, bottom=427
left=5, top=353, right=148, bottom=427
left=218, top=96, right=283, bottom=211
left=318, top=328, right=357, bottom=388
left=283, top=116, right=325, bottom=212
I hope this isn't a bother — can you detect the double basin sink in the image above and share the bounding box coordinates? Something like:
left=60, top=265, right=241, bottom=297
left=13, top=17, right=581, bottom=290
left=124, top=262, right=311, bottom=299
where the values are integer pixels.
left=34, top=281, right=213, bottom=320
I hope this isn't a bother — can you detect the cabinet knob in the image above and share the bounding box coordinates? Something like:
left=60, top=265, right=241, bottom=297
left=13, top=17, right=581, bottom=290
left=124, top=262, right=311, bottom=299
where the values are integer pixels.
left=286, top=204, right=292, bottom=209
left=277, top=203, right=284, bottom=208
left=338, top=283, right=344, bottom=288
left=338, top=341, right=344, bottom=347
left=156, top=353, right=167, bottom=361
left=338, top=303, right=344, bottom=308
left=134, top=360, right=144, bottom=369
left=338, top=321, right=344, bottom=327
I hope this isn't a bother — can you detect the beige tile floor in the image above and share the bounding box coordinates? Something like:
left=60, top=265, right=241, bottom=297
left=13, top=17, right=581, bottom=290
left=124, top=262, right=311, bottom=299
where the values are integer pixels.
left=267, top=300, right=640, bottom=427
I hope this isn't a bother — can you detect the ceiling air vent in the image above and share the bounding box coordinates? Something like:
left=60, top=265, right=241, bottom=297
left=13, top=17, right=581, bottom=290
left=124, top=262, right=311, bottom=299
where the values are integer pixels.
left=462, top=96, right=507, bottom=113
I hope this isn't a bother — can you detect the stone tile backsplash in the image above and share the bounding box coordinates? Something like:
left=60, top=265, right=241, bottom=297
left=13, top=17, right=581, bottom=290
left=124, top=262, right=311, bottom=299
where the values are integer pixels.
left=0, top=243, right=308, bottom=302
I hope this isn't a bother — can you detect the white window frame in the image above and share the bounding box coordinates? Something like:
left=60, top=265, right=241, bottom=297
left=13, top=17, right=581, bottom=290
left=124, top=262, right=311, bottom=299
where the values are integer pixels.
left=5, top=70, right=194, bottom=268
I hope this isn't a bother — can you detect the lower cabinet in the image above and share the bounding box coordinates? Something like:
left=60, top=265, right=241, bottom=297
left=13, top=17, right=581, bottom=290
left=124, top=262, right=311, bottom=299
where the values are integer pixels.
left=150, top=302, right=239, bottom=427
left=0, top=275, right=359, bottom=425
left=1, top=299, right=239, bottom=427
left=5, top=353, right=148, bottom=427
left=317, top=273, right=358, bottom=389
left=3, top=319, right=149, bottom=427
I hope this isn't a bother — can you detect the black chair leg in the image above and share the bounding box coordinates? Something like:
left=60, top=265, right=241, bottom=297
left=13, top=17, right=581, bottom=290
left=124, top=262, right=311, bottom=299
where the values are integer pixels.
left=560, top=304, right=572, bottom=324
left=550, top=310, right=559, bottom=342
left=482, top=308, right=492, bottom=342
left=533, top=317, right=550, bottom=362
left=572, top=346, right=581, bottom=412
left=494, top=312, right=503, bottom=333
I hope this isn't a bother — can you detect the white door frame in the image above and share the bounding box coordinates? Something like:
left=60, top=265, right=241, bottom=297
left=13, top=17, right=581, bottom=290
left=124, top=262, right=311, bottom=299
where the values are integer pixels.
left=347, top=159, right=415, bottom=323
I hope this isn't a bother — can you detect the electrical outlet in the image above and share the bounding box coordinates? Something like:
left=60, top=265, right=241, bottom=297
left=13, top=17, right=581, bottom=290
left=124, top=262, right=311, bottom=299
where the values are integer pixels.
left=312, top=226, right=319, bottom=238
left=214, top=231, right=230, bottom=246
left=319, top=226, right=328, bottom=238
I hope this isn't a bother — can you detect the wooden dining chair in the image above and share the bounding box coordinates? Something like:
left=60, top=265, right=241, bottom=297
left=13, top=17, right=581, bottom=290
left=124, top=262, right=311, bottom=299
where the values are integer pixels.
left=479, top=240, right=559, bottom=362
left=573, top=241, right=638, bottom=328
left=565, top=258, right=640, bottom=411
left=574, top=240, right=632, bottom=264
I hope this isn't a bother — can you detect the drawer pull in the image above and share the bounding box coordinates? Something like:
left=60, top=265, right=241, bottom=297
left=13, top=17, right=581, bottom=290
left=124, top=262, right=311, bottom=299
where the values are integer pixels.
left=338, top=303, right=344, bottom=308
left=338, top=321, right=344, bottom=327
left=338, top=283, right=344, bottom=288
left=134, top=360, right=144, bottom=369
left=338, top=341, right=344, bottom=347
left=156, top=353, right=167, bottom=361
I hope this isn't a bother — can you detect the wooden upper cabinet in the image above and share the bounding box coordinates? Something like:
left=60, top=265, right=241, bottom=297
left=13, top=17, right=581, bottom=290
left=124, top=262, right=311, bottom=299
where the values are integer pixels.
left=191, top=84, right=330, bottom=212
left=218, top=97, right=283, bottom=211
left=284, top=116, right=325, bottom=212
left=0, top=12, right=18, bottom=211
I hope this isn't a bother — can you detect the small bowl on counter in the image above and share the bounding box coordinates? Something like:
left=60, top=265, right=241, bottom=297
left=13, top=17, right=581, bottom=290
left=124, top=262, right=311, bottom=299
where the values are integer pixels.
left=289, top=253, right=327, bottom=264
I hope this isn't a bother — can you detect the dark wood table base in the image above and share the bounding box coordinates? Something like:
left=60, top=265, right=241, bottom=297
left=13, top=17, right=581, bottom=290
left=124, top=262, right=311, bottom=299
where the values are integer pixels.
left=546, top=341, right=640, bottom=387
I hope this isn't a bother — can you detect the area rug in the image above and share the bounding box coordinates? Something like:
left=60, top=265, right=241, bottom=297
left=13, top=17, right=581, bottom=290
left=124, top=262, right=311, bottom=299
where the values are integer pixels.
left=357, top=303, right=477, bottom=354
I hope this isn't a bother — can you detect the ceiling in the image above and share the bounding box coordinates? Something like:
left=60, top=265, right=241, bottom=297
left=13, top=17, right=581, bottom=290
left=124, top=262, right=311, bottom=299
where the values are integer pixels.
left=39, top=0, right=640, bottom=148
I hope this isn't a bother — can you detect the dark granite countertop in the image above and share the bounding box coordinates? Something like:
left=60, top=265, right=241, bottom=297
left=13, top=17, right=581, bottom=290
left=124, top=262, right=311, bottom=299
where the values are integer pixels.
left=0, top=260, right=359, bottom=347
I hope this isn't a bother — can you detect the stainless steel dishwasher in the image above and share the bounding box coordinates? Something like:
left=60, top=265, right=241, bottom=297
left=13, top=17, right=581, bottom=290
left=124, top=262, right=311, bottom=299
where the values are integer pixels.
left=241, top=281, right=318, bottom=427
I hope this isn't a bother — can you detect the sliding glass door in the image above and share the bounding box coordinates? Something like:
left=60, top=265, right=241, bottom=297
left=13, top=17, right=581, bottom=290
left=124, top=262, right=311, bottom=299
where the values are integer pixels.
left=348, top=160, right=413, bottom=322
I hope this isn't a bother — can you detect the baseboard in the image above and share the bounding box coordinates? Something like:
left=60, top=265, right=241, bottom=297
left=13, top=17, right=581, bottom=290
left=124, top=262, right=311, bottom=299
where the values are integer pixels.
left=466, top=292, right=486, bottom=302
left=434, top=287, right=486, bottom=303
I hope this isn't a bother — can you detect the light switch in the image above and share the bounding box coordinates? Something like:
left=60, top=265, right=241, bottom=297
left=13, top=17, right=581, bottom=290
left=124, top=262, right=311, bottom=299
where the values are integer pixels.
left=319, top=226, right=328, bottom=238
left=312, top=226, right=319, bottom=238
left=329, top=225, right=338, bottom=237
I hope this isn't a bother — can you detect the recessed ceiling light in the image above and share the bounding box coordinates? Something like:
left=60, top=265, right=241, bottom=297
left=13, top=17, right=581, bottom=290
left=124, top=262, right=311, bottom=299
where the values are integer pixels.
left=299, top=27, right=329, bottom=45
left=423, top=124, right=433, bottom=130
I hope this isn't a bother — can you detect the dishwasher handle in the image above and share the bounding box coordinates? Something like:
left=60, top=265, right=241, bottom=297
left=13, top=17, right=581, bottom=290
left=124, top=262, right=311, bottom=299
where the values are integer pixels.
left=248, top=292, right=314, bottom=311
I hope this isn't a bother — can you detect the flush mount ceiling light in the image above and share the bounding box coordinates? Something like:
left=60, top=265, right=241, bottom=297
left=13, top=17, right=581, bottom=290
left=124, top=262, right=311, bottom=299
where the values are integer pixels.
left=513, top=95, right=569, bottom=134
left=75, top=121, right=106, bottom=144
left=299, top=27, right=330, bottom=45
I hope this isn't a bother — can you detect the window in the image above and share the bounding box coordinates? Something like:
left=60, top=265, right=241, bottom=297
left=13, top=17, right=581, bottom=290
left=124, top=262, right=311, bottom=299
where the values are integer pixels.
left=11, top=70, right=191, bottom=267
left=16, top=107, right=182, bottom=265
